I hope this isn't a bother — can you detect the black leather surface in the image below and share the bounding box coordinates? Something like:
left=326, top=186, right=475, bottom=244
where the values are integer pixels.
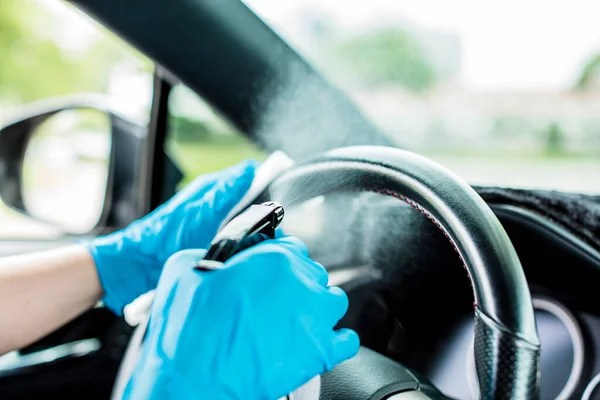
left=320, top=347, right=443, bottom=400
left=268, top=146, right=541, bottom=399
left=291, top=348, right=448, bottom=400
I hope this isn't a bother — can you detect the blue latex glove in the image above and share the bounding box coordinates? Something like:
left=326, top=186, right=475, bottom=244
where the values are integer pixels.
left=86, top=160, right=257, bottom=315
left=123, top=236, right=360, bottom=400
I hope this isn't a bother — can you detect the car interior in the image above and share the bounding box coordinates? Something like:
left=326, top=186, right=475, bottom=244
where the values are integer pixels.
left=1, top=0, right=600, bottom=399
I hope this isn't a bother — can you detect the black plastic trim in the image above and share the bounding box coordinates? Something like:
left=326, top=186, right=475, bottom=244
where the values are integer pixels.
left=491, top=204, right=600, bottom=270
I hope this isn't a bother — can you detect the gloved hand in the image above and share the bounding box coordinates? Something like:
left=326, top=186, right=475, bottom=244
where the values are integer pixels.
left=86, top=160, right=257, bottom=315
left=123, top=236, right=360, bottom=400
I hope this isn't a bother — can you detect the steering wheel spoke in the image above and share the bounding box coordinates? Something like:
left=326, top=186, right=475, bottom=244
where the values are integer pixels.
left=318, top=347, right=447, bottom=400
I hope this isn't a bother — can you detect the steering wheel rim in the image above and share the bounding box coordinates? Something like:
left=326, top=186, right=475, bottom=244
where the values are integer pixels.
left=112, top=145, right=540, bottom=400
left=266, top=145, right=540, bottom=399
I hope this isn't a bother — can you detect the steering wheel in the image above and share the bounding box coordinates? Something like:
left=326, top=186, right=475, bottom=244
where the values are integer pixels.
left=111, top=145, right=541, bottom=400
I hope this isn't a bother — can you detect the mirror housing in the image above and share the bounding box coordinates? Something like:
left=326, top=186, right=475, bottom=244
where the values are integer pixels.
left=0, top=95, right=148, bottom=235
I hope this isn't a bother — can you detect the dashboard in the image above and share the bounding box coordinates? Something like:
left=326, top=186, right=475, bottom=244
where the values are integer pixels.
left=427, top=297, right=600, bottom=400
left=282, top=192, right=600, bottom=400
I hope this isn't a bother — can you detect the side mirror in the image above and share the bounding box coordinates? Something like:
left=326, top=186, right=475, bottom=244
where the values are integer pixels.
left=0, top=96, right=149, bottom=235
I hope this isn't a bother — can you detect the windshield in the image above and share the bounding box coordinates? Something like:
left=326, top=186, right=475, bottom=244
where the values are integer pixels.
left=243, top=0, right=600, bottom=193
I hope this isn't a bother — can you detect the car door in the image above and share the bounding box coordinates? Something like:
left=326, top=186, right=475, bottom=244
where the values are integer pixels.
left=0, top=1, right=154, bottom=398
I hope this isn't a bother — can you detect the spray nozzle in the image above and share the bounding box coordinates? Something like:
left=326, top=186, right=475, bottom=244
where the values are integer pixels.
left=198, top=201, right=285, bottom=267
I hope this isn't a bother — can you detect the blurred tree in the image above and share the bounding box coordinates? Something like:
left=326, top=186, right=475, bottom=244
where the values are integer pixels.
left=575, top=53, right=600, bottom=91
left=492, top=116, right=530, bottom=138
left=170, top=115, right=219, bottom=143
left=332, top=29, right=436, bottom=92
left=543, top=123, right=565, bottom=155
left=0, top=0, right=149, bottom=105
left=424, top=119, right=448, bottom=150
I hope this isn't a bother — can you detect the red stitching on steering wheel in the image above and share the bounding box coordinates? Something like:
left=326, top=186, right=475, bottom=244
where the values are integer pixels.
left=367, top=188, right=477, bottom=308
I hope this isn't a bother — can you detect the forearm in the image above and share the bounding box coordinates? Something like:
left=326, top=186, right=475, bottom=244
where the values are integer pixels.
left=0, top=245, right=103, bottom=355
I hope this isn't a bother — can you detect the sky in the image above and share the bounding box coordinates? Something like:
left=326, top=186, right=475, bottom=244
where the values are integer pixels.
left=29, top=0, right=600, bottom=124
left=243, top=0, right=600, bottom=91
left=44, top=0, right=600, bottom=93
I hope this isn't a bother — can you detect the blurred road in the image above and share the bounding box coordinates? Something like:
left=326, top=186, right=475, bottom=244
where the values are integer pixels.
left=427, top=155, right=600, bottom=194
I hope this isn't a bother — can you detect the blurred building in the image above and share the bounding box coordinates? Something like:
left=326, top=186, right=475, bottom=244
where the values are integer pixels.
left=251, top=3, right=600, bottom=157
left=353, top=87, right=600, bottom=155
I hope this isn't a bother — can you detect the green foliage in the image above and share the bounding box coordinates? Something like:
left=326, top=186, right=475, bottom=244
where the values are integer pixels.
left=169, top=115, right=252, bottom=144
left=333, top=29, right=436, bottom=92
left=0, top=0, right=149, bottom=105
left=575, top=53, right=600, bottom=90
left=168, top=113, right=266, bottom=185
left=492, top=117, right=531, bottom=138
left=543, top=123, right=565, bottom=155
left=170, top=115, right=214, bottom=142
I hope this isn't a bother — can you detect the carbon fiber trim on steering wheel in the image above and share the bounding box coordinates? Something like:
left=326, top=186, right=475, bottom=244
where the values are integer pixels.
left=474, top=309, right=540, bottom=400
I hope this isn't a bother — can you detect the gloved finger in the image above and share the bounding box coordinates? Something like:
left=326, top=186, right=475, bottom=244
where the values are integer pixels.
left=274, top=227, right=287, bottom=238
left=270, top=237, right=332, bottom=288
left=154, top=249, right=208, bottom=306
left=162, top=249, right=208, bottom=277
left=253, top=236, right=327, bottom=285
left=217, top=159, right=259, bottom=190
left=318, top=286, right=349, bottom=325
left=181, top=163, right=257, bottom=240
left=167, top=161, right=254, bottom=208
left=202, top=161, right=258, bottom=216
left=297, top=257, right=328, bottom=287
left=198, top=159, right=259, bottom=190
left=158, top=267, right=208, bottom=357
left=328, top=328, right=360, bottom=368
left=147, top=277, right=180, bottom=337
left=278, top=247, right=328, bottom=288
left=270, top=236, right=309, bottom=257
left=248, top=239, right=328, bottom=287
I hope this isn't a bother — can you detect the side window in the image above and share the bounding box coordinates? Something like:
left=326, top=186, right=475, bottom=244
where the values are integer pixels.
left=0, top=0, right=152, bottom=239
left=166, top=84, right=266, bottom=186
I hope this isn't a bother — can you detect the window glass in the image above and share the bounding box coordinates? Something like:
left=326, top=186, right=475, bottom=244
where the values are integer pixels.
left=243, top=0, right=600, bottom=193
left=0, top=0, right=152, bottom=239
left=166, top=84, right=266, bottom=186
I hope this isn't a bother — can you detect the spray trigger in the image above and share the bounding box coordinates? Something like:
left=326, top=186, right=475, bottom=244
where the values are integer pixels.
left=197, top=201, right=285, bottom=268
